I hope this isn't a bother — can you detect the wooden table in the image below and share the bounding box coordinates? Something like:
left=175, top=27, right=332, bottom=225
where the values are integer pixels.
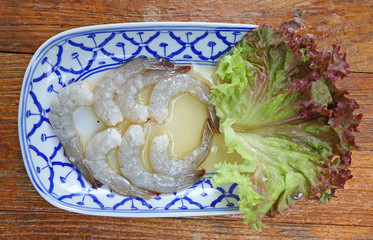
left=1, top=0, right=372, bottom=239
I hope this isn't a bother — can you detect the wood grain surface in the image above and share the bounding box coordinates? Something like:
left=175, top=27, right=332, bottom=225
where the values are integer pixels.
left=1, top=0, right=372, bottom=239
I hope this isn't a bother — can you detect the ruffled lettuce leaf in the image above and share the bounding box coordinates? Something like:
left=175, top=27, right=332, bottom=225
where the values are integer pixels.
left=210, top=26, right=362, bottom=231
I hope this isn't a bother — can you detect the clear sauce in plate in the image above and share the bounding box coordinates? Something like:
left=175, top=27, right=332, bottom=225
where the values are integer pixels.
left=73, top=64, right=243, bottom=175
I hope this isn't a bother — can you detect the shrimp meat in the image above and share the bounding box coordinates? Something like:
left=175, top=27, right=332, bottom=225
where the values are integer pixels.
left=118, top=125, right=205, bottom=194
left=49, top=81, right=98, bottom=187
left=148, top=74, right=219, bottom=132
left=84, top=128, right=153, bottom=198
left=150, top=118, right=214, bottom=178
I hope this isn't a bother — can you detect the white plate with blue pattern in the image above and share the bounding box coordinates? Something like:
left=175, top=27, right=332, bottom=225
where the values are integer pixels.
left=18, top=22, right=257, bottom=217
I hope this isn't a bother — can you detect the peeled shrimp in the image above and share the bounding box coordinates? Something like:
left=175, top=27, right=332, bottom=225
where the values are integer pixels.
left=83, top=128, right=153, bottom=198
left=93, top=58, right=189, bottom=126
left=49, top=81, right=98, bottom=187
left=115, top=64, right=190, bottom=123
left=118, top=125, right=205, bottom=193
left=93, top=58, right=149, bottom=126
left=150, top=119, right=214, bottom=178
left=50, top=59, right=214, bottom=196
left=148, top=74, right=219, bottom=131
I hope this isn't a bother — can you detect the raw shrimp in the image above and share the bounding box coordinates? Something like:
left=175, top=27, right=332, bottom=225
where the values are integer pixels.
left=93, top=58, right=189, bottom=126
left=49, top=81, right=98, bottom=187
left=118, top=125, right=205, bottom=193
left=93, top=58, right=153, bottom=126
left=150, top=119, right=214, bottom=178
left=148, top=74, right=219, bottom=132
left=115, top=64, right=190, bottom=123
left=83, top=128, right=153, bottom=198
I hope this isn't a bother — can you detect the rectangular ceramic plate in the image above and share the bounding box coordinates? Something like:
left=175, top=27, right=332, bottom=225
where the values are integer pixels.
left=19, top=22, right=257, bottom=217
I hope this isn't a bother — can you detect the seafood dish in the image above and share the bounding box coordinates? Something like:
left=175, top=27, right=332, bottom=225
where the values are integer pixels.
left=20, top=23, right=360, bottom=229
left=49, top=58, right=217, bottom=198
left=19, top=23, right=255, bottom=219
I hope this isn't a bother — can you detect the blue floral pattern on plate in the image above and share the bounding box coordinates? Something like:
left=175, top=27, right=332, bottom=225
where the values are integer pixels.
left=18, top=22, right=257, bottom=217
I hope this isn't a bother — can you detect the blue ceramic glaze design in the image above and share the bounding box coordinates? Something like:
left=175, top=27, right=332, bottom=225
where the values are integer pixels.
left=19, top=23, right=256, bottom=216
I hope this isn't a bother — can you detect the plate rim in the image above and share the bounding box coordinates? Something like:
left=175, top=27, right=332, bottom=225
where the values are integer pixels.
left=18, top=22, right=257, bottom=217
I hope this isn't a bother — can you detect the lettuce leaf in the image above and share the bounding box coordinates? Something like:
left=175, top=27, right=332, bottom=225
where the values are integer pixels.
left=210, top=25, right=362, bottom=231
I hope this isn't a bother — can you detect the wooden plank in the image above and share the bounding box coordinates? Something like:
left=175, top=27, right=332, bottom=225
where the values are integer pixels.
left=0, top=211, right=372, bottom=239
left=337, top=72, right=373, bottom=151
left=0, top=0, right=372, bottom=72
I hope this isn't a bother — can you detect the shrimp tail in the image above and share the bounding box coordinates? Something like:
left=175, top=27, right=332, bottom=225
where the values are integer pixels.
left=109, top=173, right=156, bottom=199
left=193, top=118, right=214, bottom=168
left=175, top=169, right=206, bottom=191
left=132, top=190, right=157, bottom=199
left=207, top=109, right=220, bottom=134
left=203, top=118, right=215, bottom=146
left=159, top=58, right=191, bottom=74
left=195, top=168, right=206, bottom=179
left=143, top=58, right=191, bottom=74
left=72, top=158, right=100, bottom=188
left=142, top=58, right=174, bottom=70
left=170, top=65, right=191, bottom=75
